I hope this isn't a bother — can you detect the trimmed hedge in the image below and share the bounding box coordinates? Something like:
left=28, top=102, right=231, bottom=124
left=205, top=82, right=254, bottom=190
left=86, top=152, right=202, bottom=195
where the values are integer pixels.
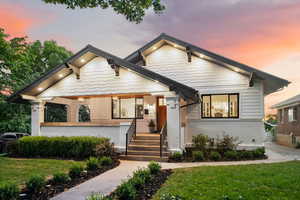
left=10, top=136, right=113, bottom=159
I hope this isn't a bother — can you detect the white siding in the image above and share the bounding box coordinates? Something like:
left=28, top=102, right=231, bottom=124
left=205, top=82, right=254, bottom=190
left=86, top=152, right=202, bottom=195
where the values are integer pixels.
left=145, top=44, right=265, bottom=146
left=145, top=44, right=264, bottom=120
left=39, top=57, right=169, bottom=98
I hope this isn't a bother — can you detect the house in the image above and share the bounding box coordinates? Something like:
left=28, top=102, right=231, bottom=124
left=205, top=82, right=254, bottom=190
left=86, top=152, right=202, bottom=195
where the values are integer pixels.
left=271, top=94, right=300, bottom=147
left=8, top=33, right=289, bottom=160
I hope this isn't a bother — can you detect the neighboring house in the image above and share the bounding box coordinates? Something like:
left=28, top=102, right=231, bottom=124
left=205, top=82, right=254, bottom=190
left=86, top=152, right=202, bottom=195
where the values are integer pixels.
left=271, top=94, right=300, bottom=147
left=8, top=33, right=289, bottom=159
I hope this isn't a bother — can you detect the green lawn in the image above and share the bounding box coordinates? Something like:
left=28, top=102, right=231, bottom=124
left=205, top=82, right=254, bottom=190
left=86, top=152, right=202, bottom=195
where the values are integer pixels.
left=0, top=157, right=84, bottom=186
left=153, top=161, right=300, bottom=200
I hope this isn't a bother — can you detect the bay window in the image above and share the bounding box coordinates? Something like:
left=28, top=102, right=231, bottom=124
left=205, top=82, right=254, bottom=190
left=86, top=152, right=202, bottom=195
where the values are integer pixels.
left=201, top=93, right=239, bottom=118
left=112, top=97, right=144, bottom=119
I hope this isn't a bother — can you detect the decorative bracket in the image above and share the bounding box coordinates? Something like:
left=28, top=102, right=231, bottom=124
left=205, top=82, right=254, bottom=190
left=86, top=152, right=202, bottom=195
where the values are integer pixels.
left=107, top=59, right=120, bottom=76
left=139, top=51, right=146, bottom=66
left=66, top=63, right=80, bottom=79
left=249, top=72, right=255, bottom=87
left=186, top=46, right=192, bottom=63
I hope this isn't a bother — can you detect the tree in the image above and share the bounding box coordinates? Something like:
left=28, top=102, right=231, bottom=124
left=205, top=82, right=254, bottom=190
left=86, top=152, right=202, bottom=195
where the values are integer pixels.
left=42, top=0, right=165, bottom=23
left=0, top=28, right=73, bottom=133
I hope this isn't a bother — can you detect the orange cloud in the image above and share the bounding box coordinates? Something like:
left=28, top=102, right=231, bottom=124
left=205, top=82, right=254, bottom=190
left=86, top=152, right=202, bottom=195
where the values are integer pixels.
left=0, top=2, right=51, bottom=38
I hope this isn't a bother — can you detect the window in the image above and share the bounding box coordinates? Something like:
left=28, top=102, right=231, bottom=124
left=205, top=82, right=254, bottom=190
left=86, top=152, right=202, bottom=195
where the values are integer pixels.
left=288, top=107, right=297, bottom=122
left=201, top=94, right=239, bottom=118
left=44, top=103, right=67, bottom=122
left=112, top=97, right=144, bottom=119
left=78, top=105, right=91, bottom=122
left=280, top=109, right=285, bottom=123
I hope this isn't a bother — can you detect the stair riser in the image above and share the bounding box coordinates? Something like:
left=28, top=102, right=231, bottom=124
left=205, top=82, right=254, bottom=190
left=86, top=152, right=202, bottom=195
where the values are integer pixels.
left=135, top=136, right=160, bottom=141
left=127, top=151, right=169, bottom=156
left=121, top=156, right=168, bottom=162
left=131, top=140, right=160, bottom=145
left=128, top=146, right=164, bottom=151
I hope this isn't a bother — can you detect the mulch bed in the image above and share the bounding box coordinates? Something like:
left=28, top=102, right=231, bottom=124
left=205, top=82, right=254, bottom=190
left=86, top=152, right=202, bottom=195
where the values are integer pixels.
left=19, top=159, right=120, bottom=200
left=109, top=169, right=172, bottom=200
left=136, top=169, right=172, bottom=200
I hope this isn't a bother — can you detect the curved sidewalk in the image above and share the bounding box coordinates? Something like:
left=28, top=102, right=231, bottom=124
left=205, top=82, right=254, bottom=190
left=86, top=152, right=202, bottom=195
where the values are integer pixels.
left=51, top=143, right=299, bottom=200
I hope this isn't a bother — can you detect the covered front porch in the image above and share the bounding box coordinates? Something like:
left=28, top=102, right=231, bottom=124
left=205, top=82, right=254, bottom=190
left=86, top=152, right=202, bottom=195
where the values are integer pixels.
left=30, top=92, right=186, bottom=153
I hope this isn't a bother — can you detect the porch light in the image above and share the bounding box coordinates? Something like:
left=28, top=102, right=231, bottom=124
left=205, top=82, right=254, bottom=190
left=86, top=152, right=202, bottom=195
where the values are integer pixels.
left=200, top=54, right=204, bottom=58
left=78, top=97, right=84, bottom=101
left=174, top=44, right=178, bottom=48
left=154, top=80, right=159, bottom=83
left=152, top=46, right=157, bottom=50
left=58, top=74, right=63, bottom=78
left=80, top=58, right=85, bottom=63
left=38, top=87, right=43, bottom=91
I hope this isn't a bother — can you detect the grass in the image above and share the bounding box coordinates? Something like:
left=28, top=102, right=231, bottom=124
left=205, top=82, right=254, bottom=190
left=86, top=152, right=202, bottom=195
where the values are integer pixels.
left=0, top=157, right=84, bottom=186
left=153, top=161, right=300, bottom=200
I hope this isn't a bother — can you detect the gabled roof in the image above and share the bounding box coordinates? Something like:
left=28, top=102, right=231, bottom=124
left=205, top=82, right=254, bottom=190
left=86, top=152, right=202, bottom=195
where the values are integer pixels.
left=125, top=33, right=290, bottom=95
left=271, top=94, right=300, bottom=109
left=7, top=45, right=198, bottom=103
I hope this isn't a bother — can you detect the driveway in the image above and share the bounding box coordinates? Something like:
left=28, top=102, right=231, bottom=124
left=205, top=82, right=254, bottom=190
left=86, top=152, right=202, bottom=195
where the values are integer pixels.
left=51, top=142, right=300, bottom=200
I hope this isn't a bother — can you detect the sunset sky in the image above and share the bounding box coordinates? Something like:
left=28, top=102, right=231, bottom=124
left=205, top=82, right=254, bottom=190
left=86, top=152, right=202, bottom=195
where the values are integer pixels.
left=1, top=0, right=300, bottom=115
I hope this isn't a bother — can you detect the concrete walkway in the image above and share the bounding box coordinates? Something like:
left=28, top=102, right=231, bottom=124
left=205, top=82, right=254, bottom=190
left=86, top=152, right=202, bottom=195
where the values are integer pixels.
left=51, top=143, right=300, bottom=200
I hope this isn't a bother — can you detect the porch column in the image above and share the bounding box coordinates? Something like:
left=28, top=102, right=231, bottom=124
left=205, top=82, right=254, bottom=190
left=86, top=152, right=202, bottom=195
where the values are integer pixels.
left=166, top=95, right=181, bottom=152
left=31, top=101, right=45, bottom=136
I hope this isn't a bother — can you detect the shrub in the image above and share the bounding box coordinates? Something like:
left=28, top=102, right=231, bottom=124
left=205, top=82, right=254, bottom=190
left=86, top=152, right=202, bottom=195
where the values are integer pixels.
left=86, top=157, right=99, bottom=171
left=224, top=151, right=239, bottom=161
left=192, top=134, right=208, bottom=150
left=296, top=142, right=300, bottom=149
left=160, top=193, right=186, bottom=200
left=99, top=156, right=113, bottom=166
left=134, top=168, right=151, bottom=182
left=52, top=172, right=71, bottom=184
left=0, top=183, right=19, bottom=200
left=169, top=152, right=183, bottom=162
left=11, top=136, right=113, bottom=159
left=253, top=147, right=265, bottom=158
left=209, top=151, right=221, bottom=161
left=25, top=175, right=46, bottom=193
left=148, top=161, right=161, bottom=174
left=216, top=134, right=239, bottom=151
left=69, top=163, right=84, bottom=178
left=192, top=151, right=204, bottom=161
left=86, top=193, right=112, bottom=200
left=239, top=150, right=253, bottom=160
left=115, top=181, right=136, bottom=200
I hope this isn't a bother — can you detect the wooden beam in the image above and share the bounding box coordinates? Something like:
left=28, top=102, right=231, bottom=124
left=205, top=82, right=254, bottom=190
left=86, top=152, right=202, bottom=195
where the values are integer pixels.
left=249, top=72, right=255, bottom=87
left=66, top=63, right=80, bottom=79
left=107, top=59, right=120, bottom=76
left=139, top=51, right=146, bottom=66
left=186, top=46, right=192, bottom=62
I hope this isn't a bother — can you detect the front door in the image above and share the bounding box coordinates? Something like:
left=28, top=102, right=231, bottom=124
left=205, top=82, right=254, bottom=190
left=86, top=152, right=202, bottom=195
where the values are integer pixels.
left=157, top=97, right=167, bottom=131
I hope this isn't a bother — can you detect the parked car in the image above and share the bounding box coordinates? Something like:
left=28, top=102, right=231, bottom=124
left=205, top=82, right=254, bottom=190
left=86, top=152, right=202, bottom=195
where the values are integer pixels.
left=0, top=132, right=29, bottom=153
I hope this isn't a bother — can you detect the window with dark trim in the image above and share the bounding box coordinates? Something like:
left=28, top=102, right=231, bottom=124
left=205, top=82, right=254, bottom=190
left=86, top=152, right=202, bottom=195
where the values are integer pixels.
left=112, top=97, right=144, bottom=119
left=201, top=93, right=239, bottom=118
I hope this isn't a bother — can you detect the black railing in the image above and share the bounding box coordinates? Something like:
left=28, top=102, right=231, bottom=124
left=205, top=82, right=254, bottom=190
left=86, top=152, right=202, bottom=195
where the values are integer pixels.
left=125, top=118, right=137, bottom=155
left=160, top=122, right=167, bottom=157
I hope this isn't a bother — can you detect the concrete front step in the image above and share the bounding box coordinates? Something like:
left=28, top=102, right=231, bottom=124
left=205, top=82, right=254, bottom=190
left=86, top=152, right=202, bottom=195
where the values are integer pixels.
left=128, top=144, right=166, bottom=151
left=135, top=134, right=160, bottom=141
left=131, top=140, right=160, bottom=145
left=120, top=155, right=168, bottom=162
left=127, top=150, right=169, bottom=156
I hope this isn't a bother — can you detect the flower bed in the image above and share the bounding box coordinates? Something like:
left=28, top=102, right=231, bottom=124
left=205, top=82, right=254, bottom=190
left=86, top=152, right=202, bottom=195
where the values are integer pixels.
left=19, top=157, right=119, bottom=200
left=169, top=134, right=267, bottom=162
left=86, top=161, right=172, bottom=200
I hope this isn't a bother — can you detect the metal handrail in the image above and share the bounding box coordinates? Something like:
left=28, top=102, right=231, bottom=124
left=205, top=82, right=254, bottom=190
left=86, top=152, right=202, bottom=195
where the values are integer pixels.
left=125, top=118, right=137, bottom=155
left=160, top=122, right=167, bottom=157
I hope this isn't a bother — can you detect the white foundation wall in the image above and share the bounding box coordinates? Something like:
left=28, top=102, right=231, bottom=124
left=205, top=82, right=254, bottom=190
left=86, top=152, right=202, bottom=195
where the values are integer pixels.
left=145, top=44, right=265, bottom=147
left=40, top=124, right=130, bottom=151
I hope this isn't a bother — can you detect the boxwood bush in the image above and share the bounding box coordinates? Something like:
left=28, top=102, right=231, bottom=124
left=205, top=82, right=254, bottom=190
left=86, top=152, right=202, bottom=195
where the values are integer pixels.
left=25, top=175, right=46, bottom=193
left=11, top=136, right=113, bottom=159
